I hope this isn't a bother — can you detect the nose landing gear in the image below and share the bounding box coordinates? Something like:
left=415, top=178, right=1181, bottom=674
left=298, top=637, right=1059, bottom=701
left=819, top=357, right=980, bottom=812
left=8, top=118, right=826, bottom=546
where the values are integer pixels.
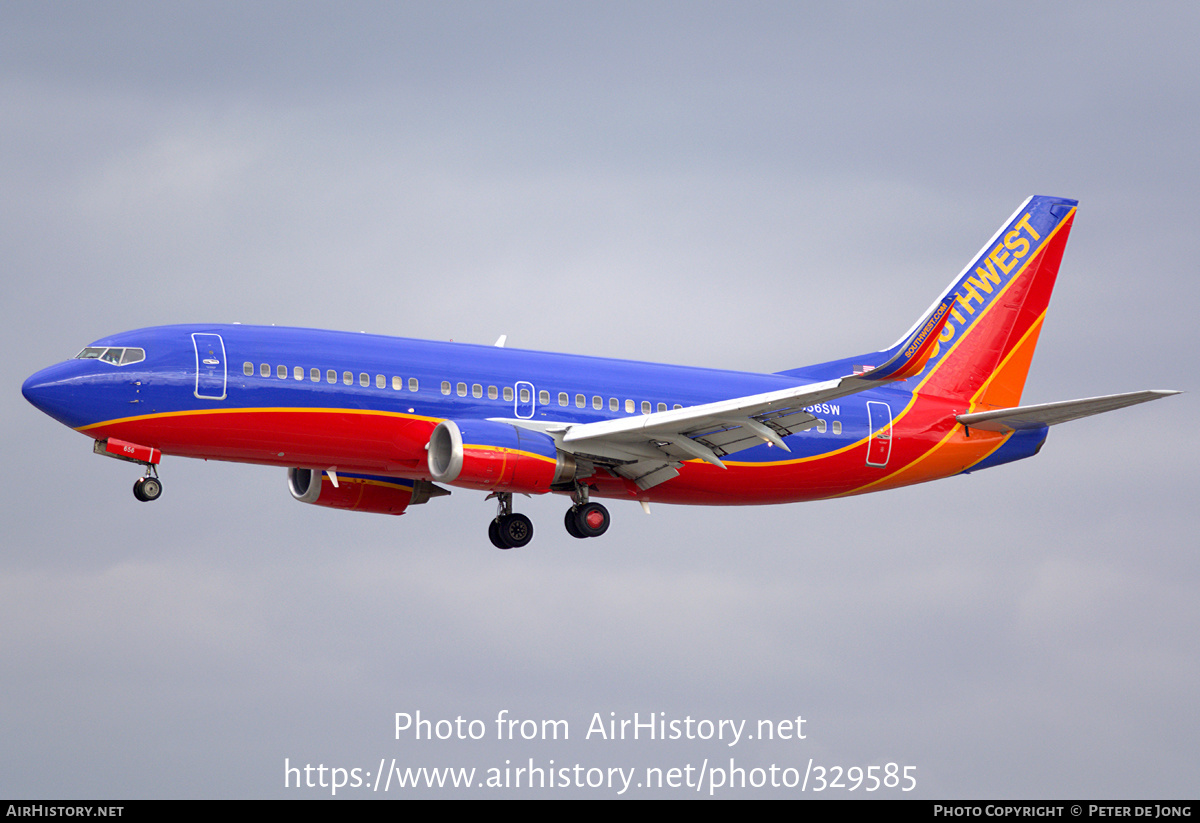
left=132, top=472, right=163, bottom=502
left=93, top=439, right=164, bottom=503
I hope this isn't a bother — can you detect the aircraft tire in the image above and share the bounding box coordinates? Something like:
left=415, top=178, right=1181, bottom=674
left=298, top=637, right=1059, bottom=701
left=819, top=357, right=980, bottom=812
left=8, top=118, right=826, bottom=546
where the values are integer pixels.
left=139, top=477, right=162, bottom=501
left=497, top=513, right=533, bottom=548
left=564, top=508, right=586, bottom=539
left=488, top=518, right=509, bottom=550
left=133, top=477, right=147, bottom=502
left=574, top=503, right=609, bottom=538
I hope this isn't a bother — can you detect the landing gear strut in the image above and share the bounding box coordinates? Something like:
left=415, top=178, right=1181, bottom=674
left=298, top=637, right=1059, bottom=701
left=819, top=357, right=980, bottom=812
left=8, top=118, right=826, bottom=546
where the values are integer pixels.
left=487, top=492, right=533, bottom=550
left=564, top=483, right=609, bottom=539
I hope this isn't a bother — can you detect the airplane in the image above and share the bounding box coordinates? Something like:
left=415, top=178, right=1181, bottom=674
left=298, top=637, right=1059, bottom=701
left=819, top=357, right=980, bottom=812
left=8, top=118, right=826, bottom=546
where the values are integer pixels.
left=22, top=195, right=1179, bottom=549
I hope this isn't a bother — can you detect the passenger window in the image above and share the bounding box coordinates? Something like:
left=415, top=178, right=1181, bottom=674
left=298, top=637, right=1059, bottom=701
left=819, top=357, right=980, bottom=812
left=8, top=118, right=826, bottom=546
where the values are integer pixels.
left=657, top=402, right=666, bottom=412
left=276, top=365, right=286, bottom=379
left=295, top=366, right=304, bottom=381
left=409, top=378, right=419, bottom=392
left=359, top=373, right=369, bottom=387
left=376, top=374, right=385, bottom=389
left=392, top=375, right=402, bottom=390
left=260, top=364, right=270, bottom=377
left=832, top=421, right=842, bottom=434
left=310, top=368, right=320, bottom=382
left=816, top=419, right=827, bottom=433
left=609, top=398, right=618, bottom=412
left=575, top=394, right=585, bottom=408
left=472, top=384, right=483, bottom=398
left=519, top=387, right=530, bottom=402
left=488, top=386, right=498, bottom=399
left=559, top=392, right=569, bottom=406
left=592, top=396, right=602, bottom=410
left=343, top=371, right=353, bottom=385
left=641, top=401, right=651, bottom=414
left=673, top=404, right=682, bottom=410
left=539, top=390, right=549, bottom=404
left=457, top=382, right=467, bottom=396
left=503, top=387, right=513, bottom=401
left=327, top=369, right=337, bottom=384
left=441, top=381, right=451, bottom=395
left=625, top=399, right=634, bottom=413
left=243, top=362, right=253, bottom=376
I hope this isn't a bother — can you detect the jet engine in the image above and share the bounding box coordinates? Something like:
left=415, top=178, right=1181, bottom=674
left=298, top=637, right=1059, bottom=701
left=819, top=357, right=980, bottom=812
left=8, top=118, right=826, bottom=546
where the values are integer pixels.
left=287, top=467, right=417, bottom=515
left=426, top=420, right=577, bottom=493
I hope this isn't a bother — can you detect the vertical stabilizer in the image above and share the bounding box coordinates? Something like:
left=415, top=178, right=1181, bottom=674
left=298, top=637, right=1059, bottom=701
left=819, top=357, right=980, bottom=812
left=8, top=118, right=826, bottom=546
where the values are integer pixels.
left=911, top=196, right=1077, bottom=408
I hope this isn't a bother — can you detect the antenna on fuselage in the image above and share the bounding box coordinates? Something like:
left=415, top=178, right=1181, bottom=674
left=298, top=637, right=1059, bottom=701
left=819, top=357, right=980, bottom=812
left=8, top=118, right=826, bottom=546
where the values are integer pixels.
left=494, top=335, right=507, bottom=347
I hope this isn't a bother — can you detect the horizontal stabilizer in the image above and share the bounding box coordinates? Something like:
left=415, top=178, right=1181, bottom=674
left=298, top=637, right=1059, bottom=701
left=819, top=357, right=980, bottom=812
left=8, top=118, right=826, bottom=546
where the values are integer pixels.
left=956, top=390, right=1180, bottom=432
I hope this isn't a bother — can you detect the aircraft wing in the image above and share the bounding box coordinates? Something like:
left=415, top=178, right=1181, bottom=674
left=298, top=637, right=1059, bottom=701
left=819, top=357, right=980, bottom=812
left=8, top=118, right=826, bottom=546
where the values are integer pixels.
left=548, top=373, right=882, bottom=489
left=955, top=390, right=1180, bottom=433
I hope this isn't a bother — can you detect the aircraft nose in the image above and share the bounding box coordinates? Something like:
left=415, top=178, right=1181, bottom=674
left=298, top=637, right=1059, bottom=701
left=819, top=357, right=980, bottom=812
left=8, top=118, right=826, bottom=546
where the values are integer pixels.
left=22, top=362, right=96, bottom=429
left=22, top=366, right=57, bottom=412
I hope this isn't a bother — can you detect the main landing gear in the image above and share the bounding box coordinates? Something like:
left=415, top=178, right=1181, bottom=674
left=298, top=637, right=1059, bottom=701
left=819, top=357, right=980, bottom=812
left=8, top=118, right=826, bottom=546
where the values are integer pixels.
left=564, top=481, right=609, bottom=540
left=487, top=492, right=533, bottom=550
left=483, top=485, right=612, bottom=549
left=564, top=502, right=610, bottom=539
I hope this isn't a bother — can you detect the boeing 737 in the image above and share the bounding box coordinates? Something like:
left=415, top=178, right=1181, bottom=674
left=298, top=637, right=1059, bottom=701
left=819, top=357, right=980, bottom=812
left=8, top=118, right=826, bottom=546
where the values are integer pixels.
left=22, top=196, right=1178, bottom=548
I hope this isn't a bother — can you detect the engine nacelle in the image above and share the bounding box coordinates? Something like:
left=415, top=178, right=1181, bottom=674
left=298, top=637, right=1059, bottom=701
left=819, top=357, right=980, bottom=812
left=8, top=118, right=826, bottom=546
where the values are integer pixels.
left=427, top=420, right=576, bottom=493
left=287, top=467, right=413, bottom=515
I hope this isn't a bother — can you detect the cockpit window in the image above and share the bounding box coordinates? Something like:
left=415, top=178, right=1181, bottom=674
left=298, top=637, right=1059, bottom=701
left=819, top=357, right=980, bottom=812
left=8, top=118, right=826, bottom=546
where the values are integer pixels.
left=74, top=347, right=146, bottom=366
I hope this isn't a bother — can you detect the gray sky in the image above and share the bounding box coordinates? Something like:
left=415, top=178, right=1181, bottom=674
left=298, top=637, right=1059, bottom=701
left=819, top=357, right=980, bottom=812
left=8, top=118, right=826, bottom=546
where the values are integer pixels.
left=3, top=1, right=1196, bottom=798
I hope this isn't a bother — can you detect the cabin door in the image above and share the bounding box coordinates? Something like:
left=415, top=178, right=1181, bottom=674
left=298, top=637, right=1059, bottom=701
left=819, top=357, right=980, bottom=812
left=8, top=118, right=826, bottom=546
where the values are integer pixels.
left=192, top=333, right=227, bottom=400
left=866, top=401, right=892, bottom=467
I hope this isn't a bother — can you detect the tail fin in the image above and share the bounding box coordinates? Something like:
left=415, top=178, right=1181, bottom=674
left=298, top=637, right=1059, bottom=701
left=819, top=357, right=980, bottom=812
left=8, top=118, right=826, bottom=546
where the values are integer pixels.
left=902, top=195, right=1078, bottom=408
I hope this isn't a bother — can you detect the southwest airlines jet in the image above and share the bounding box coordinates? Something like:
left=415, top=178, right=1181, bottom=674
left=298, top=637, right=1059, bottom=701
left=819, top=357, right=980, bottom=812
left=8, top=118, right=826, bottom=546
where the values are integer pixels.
left=22, top=196, right=1178, bottom=548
